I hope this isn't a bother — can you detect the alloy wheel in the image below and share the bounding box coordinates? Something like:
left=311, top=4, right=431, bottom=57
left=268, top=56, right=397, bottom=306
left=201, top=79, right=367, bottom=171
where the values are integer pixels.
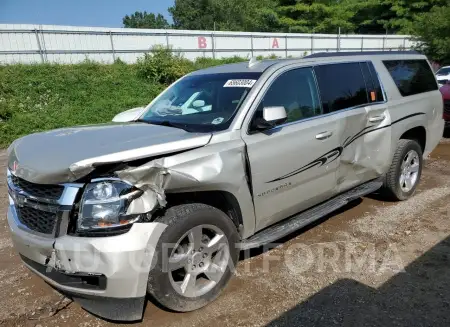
left=168, top=224, right=230, bottom=298
left=399, top=149, right=420, bottom=192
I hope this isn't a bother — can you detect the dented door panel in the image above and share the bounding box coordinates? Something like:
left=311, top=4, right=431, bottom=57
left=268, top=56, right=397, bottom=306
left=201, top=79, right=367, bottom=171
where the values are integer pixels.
left=336, top=104, right=392, bottom=193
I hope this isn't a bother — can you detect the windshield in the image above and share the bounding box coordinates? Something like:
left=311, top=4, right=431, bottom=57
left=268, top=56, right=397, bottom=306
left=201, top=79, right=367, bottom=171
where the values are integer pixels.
left=437, top=67, right=450, bottom=75
left=139, top=72, right=262, bottom=132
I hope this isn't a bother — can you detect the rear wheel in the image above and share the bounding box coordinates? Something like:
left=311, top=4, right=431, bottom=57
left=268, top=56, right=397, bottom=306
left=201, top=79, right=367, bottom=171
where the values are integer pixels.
left=381, top=139, right=423, bottom=201
left=147, top=203, right=240, bottom=312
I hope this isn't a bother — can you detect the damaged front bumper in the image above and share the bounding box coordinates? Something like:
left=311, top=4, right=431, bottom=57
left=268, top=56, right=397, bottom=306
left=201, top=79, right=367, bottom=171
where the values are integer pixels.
left=7, top=203, right=166, bottom=321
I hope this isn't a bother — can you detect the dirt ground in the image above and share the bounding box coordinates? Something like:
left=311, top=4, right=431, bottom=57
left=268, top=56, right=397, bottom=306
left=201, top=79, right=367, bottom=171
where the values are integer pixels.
left=1, top=139, right=450, bottom=327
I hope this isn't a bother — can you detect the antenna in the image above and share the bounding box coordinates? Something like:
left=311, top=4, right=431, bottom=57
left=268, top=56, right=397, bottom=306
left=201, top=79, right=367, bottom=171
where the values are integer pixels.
left=248, top=57, right=259, bottom=68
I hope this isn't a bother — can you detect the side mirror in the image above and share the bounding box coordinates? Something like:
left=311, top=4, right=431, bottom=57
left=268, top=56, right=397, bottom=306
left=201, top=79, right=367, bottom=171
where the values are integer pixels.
left=253, top=106, right=288, bottom=130
left=192, top=100, right=206, bottom=108
left=112, top=107, right=145, bottom=122
left=263, top=106, right=287, bottom=122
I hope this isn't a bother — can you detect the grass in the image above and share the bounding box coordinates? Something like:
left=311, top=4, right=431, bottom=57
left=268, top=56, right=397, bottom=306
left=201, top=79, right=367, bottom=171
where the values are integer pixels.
left=0, top=62, right=165, bottom=148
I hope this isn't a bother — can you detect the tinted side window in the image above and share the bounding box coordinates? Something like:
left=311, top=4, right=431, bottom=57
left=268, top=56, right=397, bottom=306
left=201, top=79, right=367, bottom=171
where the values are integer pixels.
left=383, top=60, right=438, bottom=96
left=367, top=62, right=384, bottom=101
left=360, top=62, right=375, bottom=101
left=251, top=68, right=322, bottom=129
left=360, top=62, right=384, bottom=103
left=314, top=63, right=368, bottom=113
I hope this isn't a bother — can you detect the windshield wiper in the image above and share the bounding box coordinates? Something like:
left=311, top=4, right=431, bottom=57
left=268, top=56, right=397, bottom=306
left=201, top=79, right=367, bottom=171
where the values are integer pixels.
left=137, top=119, right=191, bottom=132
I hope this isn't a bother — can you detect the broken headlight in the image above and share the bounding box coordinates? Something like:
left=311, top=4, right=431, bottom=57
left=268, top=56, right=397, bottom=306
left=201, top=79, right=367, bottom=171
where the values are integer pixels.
left=78, top=180, right=143, bottom=232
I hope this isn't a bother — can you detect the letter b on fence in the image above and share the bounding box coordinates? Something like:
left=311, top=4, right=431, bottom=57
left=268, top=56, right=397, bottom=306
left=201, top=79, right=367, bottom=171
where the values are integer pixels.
left=198, top=36, right=208, bottom=49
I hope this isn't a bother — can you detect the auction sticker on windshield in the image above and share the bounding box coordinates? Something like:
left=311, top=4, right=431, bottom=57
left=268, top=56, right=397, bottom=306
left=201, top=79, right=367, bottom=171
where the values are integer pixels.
left=224, top=79, right=257, bottom=88
left=212, top=117, right=224, bottom=124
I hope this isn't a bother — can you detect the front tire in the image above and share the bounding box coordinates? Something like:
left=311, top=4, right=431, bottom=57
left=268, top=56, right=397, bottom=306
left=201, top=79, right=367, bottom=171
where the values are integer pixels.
left=381, top=139, right=423, bottom=201
left=147, top=203, right=240, bottom=312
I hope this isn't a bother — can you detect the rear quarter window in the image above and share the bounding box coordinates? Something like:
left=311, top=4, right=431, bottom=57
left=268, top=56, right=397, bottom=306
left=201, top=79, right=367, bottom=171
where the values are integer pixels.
left=383, top=59, right=438, bottom=97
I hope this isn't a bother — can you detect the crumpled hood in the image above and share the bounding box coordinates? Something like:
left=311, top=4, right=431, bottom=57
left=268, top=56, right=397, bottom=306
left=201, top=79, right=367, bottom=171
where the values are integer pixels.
left=7, top=122, right=212, bottom=184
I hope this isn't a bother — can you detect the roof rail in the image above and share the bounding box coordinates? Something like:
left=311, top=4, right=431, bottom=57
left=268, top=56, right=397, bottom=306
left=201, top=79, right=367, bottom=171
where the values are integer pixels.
left=304, top=50, right=421, bottom=59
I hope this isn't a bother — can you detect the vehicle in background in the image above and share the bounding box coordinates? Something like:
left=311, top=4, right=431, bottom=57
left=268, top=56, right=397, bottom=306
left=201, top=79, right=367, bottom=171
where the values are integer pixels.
left=6, top=51, right=444, bottom=322
left=436, top=66, right=450, bottom=87
left=440, top=83, right=450, bottom=127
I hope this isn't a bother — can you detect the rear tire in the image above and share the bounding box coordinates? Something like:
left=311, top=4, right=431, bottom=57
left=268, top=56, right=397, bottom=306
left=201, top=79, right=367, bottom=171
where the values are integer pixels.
left=380, top=139, right=423, bottom=201
left=147, top=203, right=240, bottom=312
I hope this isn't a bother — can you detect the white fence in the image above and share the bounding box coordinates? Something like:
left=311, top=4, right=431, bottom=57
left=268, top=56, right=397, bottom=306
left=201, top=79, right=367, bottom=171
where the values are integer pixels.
left=0, top=24, right=415, bottom=64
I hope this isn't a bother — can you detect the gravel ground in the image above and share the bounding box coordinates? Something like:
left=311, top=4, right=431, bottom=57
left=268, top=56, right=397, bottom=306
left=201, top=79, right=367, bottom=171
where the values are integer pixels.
left=1, top=139, right=450, bottom=327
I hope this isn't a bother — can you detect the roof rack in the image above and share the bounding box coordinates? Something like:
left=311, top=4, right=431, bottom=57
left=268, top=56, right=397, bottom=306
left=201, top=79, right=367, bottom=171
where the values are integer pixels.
left=304, top=50, right=421, bottom=59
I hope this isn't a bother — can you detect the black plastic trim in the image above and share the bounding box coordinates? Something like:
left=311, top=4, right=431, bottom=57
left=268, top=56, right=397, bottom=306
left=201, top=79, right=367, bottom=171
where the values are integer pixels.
left=53, top=288, right=146, bottom=322
left=21, top=255, right=107, bottom=291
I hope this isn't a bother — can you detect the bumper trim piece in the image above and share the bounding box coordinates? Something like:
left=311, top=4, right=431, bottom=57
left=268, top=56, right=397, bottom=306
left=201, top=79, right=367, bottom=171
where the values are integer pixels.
left=56, top=288, right=146, bottom=322
left=74, top=295, right=146, bottom=322
left=21, top=255, right=107, bottom=291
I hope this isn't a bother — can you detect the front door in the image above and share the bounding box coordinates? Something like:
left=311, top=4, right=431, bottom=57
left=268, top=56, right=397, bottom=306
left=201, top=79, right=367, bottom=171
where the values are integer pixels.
left=241, top=67, right=340, bottom=232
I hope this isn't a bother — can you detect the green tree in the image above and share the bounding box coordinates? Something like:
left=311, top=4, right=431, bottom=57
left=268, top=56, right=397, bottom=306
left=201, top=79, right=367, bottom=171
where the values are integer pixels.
left=377, top=0, right=448, bottom=34
left=275, top=0, right=356, bottom=33
left=414, top=4, right=450, bottom=64
left=168, top=0, right=215, bottom=30
left=123, top=11, right=170, bottom=29
left=273, top=0, right=448, bottom=35
left=347, top=0, right=391, bottom=34
left=168, top=0, right=278, bottom=31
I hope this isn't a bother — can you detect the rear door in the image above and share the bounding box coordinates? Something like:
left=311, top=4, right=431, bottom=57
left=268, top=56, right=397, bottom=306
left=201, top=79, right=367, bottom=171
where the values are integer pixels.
left=314, top=61, right=391, bottom=193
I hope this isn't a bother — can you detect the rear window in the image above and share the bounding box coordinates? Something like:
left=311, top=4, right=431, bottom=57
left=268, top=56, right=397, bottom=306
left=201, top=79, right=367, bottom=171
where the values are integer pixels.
left=383, top=60, right=438, bottom=97
left=314, top=62, right=368, bottom=113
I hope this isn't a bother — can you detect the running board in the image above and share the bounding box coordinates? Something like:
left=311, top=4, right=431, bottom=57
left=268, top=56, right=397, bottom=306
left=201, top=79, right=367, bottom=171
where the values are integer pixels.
left=239, top=179, right=383, bottom=250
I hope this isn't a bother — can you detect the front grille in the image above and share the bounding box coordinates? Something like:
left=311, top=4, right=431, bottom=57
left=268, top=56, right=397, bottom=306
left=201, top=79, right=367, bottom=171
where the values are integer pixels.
left=11, top=175, right=64, bottom=200
left=16, top=206, right=58, bottom=235
left=445, top=100, right=450, bottom=115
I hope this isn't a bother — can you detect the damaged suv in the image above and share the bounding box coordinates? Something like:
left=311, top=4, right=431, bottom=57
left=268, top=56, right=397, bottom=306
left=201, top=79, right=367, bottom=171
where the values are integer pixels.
left=6, top=51, right=443, bottom=321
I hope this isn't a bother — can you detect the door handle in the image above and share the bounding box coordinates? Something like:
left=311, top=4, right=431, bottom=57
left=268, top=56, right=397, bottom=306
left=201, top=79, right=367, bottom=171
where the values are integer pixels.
left=315, top=131, right=333, bottom=140
left=369, top=115, right=386, bottom=123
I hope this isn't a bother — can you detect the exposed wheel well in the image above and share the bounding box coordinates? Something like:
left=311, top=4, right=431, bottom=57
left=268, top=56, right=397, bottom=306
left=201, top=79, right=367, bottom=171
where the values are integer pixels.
left=160, top=191, right=243, bottom=229
left=400, top=126, right=426, bottom=153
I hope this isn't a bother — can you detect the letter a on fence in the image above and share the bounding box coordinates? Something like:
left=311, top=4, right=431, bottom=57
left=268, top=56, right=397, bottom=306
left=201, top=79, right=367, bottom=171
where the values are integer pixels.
left=272, top=38, right=279, bottom=49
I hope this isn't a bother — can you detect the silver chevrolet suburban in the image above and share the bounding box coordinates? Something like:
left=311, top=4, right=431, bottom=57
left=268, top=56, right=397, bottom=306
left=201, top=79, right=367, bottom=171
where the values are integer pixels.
left=6, top=51, right=444, bottom=321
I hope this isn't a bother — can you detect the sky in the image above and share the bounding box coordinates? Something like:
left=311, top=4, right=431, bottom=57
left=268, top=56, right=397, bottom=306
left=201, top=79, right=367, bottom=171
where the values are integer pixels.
left=0, top=0, right=174, bottom=27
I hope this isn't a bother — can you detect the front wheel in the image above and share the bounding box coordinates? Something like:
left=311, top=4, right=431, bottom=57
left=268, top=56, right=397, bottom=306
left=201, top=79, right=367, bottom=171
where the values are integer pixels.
left=147, top=203, right=240, bottom=312
left=380, top=139, right=423, bottom=201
